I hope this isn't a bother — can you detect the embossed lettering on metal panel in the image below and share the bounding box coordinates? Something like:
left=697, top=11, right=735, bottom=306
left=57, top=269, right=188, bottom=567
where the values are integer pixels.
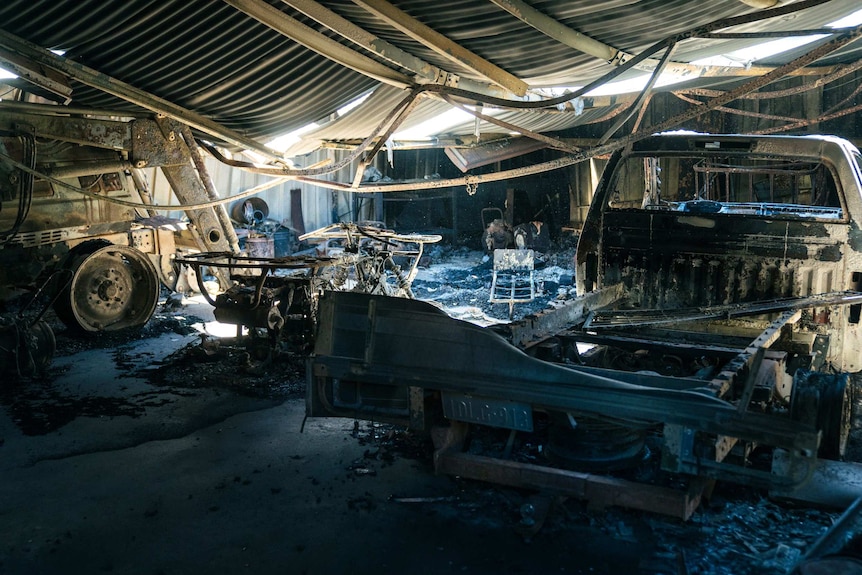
left=441, top=392, right=533, bottom=432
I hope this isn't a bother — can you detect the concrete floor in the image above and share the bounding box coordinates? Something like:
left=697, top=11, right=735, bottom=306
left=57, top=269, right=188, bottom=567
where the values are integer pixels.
left=0, top=299, right=656, bottom=575
left=3, top=395, right=658, bottom=575
left=1, top=294, right=850, bottom=575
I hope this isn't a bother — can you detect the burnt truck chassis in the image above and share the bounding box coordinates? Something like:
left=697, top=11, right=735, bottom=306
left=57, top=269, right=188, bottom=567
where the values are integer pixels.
left=308, top=289, right=857, bottom=518
left=308, top=133, right=862, bottom=519
left=0, top=102, right=238, bottom=375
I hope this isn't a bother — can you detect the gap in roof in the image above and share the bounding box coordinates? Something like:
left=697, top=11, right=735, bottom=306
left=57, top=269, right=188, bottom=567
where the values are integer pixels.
left=392, top=104, right=508, bottom=141
left=267, top=121, right=320, bottom=153
left=389, top=8, right=862, bottom=141
left=689, top=35, right=827, bottom=68
left=393, top=108, right=474, bottom=141
left=0, top=49, right=65, bottom=84
left=587, top=8, right=862, bottom=96
left=336, top=91, right=372, bottom=117
left=830, top=7, right=862, bottom=28
left=267, top=91, right=373, bottom=153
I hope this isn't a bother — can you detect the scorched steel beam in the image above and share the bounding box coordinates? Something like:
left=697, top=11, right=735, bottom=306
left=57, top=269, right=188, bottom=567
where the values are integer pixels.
left=279, top=0, right=511, bottom=98
left=0, top=28, right=283, bottom=162
left=222, top=0, right=412, bottom=89
left=489, top=0, right=833, bottom=80
left=351, top=0, right=528, bottom=96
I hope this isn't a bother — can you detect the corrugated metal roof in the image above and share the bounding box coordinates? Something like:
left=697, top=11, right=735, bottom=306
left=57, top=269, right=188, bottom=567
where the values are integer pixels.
left=0, top=0, right=860, bottom=159
left=0, top=0, right=381, bottom=138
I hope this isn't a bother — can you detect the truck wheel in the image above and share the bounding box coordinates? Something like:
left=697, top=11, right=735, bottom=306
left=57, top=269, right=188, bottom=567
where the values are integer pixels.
left=54, top=241, right=160, bottom=332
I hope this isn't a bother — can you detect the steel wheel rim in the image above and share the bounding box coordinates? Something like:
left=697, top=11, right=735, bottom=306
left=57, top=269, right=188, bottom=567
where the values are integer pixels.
left=61, top=245, right=159, bottom=332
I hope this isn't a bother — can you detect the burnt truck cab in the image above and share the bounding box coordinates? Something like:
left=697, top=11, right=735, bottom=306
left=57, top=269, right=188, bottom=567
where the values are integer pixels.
left=576, top=132, right=862, bottom=374
left=307, top=132, right=862, bottom=514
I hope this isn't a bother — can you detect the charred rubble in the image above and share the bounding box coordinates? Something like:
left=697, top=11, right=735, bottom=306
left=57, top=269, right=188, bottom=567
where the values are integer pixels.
left=6, top=129, right=862, bottom=574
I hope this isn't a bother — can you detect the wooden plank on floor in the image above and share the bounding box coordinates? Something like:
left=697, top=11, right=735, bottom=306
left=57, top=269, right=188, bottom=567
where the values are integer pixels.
left=434, top=450, right=704, bottom=520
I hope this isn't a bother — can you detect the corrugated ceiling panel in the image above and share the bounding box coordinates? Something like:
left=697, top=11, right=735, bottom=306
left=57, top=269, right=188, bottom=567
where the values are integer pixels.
left=0, top=0, right=860, bottom=155
left=0, top=0, right=380, bottom=142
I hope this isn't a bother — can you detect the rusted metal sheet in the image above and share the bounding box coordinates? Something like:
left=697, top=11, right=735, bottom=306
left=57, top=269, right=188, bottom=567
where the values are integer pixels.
left=131, top=119, right=189, bottom=168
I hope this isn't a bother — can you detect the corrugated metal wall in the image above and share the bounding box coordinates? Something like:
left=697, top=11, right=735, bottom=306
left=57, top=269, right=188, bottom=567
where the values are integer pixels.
left=145, top=147, right=389, bottom=235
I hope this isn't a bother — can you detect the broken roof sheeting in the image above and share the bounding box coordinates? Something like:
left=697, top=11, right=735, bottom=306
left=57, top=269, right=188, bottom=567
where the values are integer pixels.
left=0, top=0, right=860, bottom=154
left=282, top=85, right=636, bottom=157
left=323, top=0, right=858, bottom=86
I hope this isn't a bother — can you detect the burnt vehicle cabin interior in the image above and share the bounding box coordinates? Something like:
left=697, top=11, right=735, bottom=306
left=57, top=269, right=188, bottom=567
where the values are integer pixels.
left=579, top=136, right=861, bottom=359
left=5, top=0, right=862, bottom=573
left=577, top=134, right=862, bottom=367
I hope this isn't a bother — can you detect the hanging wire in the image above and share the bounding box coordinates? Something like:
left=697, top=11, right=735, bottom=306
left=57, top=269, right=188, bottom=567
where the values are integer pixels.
left=0, top=132, right=35, bottom=246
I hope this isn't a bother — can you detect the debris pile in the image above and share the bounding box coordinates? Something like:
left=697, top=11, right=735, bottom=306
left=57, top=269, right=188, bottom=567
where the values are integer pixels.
left=2, top=245, right=853, bottom=575
left=140, top=334, right=307, bottom=401
left=346, top=419, right=840, bottom=575
left=412, top=244, right=576, bottom=324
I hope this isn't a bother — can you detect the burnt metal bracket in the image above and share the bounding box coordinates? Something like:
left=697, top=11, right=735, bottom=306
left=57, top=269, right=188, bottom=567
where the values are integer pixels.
left=430, top=421, right=704, bottom=520
left=408, top=386, right=426, bottom=431
left=662, top=424, right=816, bottom=489
left=811, top=334, right=830, bottom=371
left=364, top=298, right=378, bottom=365
left=725, top=309, right=801, bottom=405
left=0, top=110, right=132, bottom=150
left=583, top=291, right=862, bottom=329
left=495, top=283, right=624, bottom=348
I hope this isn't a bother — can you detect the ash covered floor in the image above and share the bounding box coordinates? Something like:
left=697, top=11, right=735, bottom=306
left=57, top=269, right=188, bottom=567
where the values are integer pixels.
left=0, top=246, right=856, bottom=575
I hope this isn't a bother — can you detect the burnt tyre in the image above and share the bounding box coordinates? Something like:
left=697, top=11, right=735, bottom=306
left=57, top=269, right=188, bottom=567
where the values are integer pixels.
left=54, top=241, right=160, bottom=333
